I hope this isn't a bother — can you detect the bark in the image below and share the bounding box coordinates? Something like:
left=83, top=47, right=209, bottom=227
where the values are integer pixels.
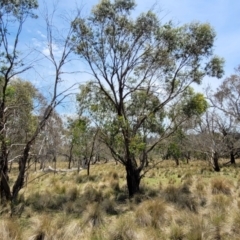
left=12, top=143, right=31, bottom=201
left=212, top=152, right=220, bottom=172
left=175, top=158, right=179, bottom=166
left=87, top=158, right=91, bottom=176
left=68, top=144, right=74, bottom=169
left=230, top=151, right=236, bottom=164
left=0, top=143, right=10, bottom=202
left=0, top=171, right=12, bottom=202
left=126, top=162, right=141, bottom=198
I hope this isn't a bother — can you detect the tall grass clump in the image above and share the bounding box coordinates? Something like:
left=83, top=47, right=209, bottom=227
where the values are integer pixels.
left=164, top=184, right=198, bottom=212
left=169, top=223, right=185, bottom=240
left=211, top=177, right=232, bottom=195
left=108, top=215, right=139, bottom=240
left=0, top=219, right=22, bottom=240
left=28, top=214, right=54, bottom=240
left=135, top=199, right=170, bottom=228
left=82, top=202, right=105, bottom=228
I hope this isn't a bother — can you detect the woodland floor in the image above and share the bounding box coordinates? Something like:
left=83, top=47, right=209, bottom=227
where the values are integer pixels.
left=1, top=159, right=240, bottom=239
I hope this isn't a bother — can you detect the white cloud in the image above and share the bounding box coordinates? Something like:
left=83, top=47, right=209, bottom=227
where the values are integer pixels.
left=37, top=30, right=46, bottom=39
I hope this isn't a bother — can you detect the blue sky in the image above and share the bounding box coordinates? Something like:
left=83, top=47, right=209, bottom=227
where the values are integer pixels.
left=8, top=0, right=240, bottom=113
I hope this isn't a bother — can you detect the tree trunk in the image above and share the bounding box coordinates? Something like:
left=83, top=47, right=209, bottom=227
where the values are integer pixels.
left=126, top=163, right=141, bottom=198
left=230, top=151, right=236, bottom=164
left=0, top=143, right=10, bottom=202
left=12, top=143, right=31, bottom=201
left=87, top=158, right=91, bottom=176
left=68, top=144, right=73, bottom=169
left=175, top=157, right=179, bottom=166
left=0, top=171, right=12, bottom=202
left=212, top=152, right=220, bottom=172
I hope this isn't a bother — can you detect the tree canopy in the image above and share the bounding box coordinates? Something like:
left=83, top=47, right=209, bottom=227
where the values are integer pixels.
left=73, top=0, right=224, bottom=196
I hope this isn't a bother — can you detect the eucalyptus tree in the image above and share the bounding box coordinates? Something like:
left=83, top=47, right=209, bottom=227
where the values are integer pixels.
left=0, top=0, right=38, bottom=202
left=35, top=110, right=65, bottom=170
left=73, top=0, right=224, bottom=197
left=0, top=0, right=80, bottom=203
left=163, top=88, right=208, bottom=165
left=67, top=116, right=99, bottom=175
left=191, top=109, right=230, bottom=172
left=210, top=65, right=240, bottom=119
left=208, top=65, right=240, bottom=164
left=214, top=114, right=240, bottom=165
left=4, top=79, right=40, bottom=166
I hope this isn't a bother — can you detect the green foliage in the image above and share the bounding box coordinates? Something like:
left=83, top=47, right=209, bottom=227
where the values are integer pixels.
left=205, top=56, right=225, bottom=78
left=182, top=91, right=208, bottom=117
left=67, top=117, right=93, bottom=158
left=0, top=0, right=38, bottom=19
left=72, top=0, right=224, bottom=196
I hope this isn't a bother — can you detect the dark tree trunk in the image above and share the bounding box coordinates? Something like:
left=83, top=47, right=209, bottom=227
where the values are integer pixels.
left=12, top=143, right=31, bottom=201
left=212, top=152, right=220, bottom=172
left=175, top=157, right=179, bottom=166
left=126, top=163, right=141, bottom=198
left=53, top=156, right=56, bottom=175
left=68, top=144, right=74, bottom=169
left=186, top=152, right=191, bottom=164
left=0, top=170, right=12, bottom=202
left=0, top=143, right=11, bottom=202
left=87, top=158, right=91, bottom=176
left=77, top=157, right=81, bottom=173
left=230, top=151, right=236, bottom=164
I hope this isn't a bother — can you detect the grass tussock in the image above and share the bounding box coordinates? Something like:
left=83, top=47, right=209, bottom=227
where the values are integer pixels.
left=1, top=160, right=240, bottom=239
left=0, top=219, right=22, bottom=240
left=135, top=199, right=170, bottom=228
left=108, top=215, right=138, bottom=240
left=211, top=177, right=232, bottom=195
left=169, top=223, right=185, bottom=240
left=164, top=184, right=198, bottom=212
left=82, top=202, right=105, bottom=228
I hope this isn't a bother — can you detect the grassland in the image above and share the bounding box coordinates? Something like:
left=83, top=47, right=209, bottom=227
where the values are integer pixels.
left=1, top=159, right=240, bottom=239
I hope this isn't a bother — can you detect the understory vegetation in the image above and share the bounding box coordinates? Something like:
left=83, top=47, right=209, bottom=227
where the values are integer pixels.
left=1, top=159, right=240, bottom=240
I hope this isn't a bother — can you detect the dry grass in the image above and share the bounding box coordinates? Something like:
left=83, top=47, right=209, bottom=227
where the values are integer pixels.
left=211, top=177, right=232, bottom=195
left=1, top=159, right=240, bottom=239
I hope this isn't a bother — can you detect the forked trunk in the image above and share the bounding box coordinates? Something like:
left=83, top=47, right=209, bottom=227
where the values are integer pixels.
left=126, top=163, right=141, bottom=198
